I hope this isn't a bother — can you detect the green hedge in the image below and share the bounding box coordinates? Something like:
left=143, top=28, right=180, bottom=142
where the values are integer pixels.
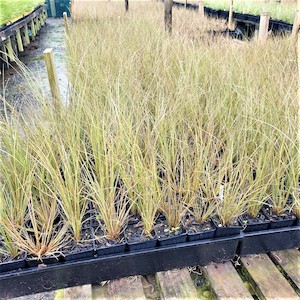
left=204, top=0, right=297, bottom=24
left=0, top=0, right=45, bottom=28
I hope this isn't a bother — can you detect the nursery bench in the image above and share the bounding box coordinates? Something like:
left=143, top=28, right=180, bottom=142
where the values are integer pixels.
left=12, top=249, right=299, bottom=300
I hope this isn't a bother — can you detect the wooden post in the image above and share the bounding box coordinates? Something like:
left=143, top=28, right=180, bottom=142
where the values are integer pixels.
left=43, top=48, right=61, bottom=109
left=49, top=0, right=56, bottom=17
left=185, top=0, right=187, bottom=8
left=258, top=12, right=270, bottom=41
left=1, top=45, right=9, bottom=68
left=6, top=38, right=15, bottom=62
left=198, top=0, right=205, bottom=18
left=23, top=25, right=30, bottom=45
left=164, top=0, right=173, bottom=33
left=40, top=14, right=45, bottom=26
left=69, top=1, right=73, bottom=18
left=125, top=0, right=129, bottom=12
left=291, top=10, right=300, bottom=40
left=35, top=17, right=40, bottom=32
left=228, top=0, right=235, bottom=30
left=16, top=29, right=24, bottom=52
left=30, top=19, right=36, bottom=40
left=63, top=12, right=69, bottom=35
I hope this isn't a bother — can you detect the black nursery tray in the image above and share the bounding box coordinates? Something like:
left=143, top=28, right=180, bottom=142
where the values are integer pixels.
left=238, top=226, right=300, bottom=256
left=1, top=222, right=300, bottom=298
left=172, top=1, right=294, bottom=33
left=0, top=235, right=241, bottom=298
left=0, top=256, right=26, bottom=274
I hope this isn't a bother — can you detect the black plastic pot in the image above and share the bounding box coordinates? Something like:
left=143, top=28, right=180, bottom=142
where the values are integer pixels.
left=238, top=215, right=270, bottom=233
left=63, top=248, right=94, bottom=262
left=269, top=218, right=296, bottom=229
left=187, top=228, right=215, bottom=242
left=0, top=255, right=26, bottom=274
left=124, top=224, right=158, bottom=251
left=0, top=235, right=242, bottom=298
left=294, top=217, right=300, bottom=227
left=238, top=226, right=300, bottom=256
left=26, top=255, right=62, bottom=268
left=157, top=232, right=187, bottom=247
left=262, top=208, right=296, bottom=229
left=185, top=220, right=216, bottom=242
left=212, top=218, right=242, bottom=238
left=95, top=243, right=126, bottom=257
left=126, top=238, right=157, bottom=251
left=154, top=217, right=187, bottom=246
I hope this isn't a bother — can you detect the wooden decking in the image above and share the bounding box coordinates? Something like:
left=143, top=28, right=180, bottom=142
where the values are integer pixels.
left=14, top=248, right=299, bottom=300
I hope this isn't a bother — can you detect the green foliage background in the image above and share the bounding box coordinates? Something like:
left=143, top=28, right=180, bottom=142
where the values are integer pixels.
left=0, top=0, right=45, bottom=27
left=204, top=0, right=297, bottom=23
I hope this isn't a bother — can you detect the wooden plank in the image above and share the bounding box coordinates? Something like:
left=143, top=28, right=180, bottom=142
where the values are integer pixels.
left=156, top=268, right=198, bottom=299
left=241, top=253, right=299, bottom=300
left=40, top=13, right=45, bottom=27
left=269, top=249, right=300, bottom=289
left=22, top=25, right=30, bottom=45
left=141, top=275, right=160, bottom=300
left=35, top=17, right=40, bottom=33
left=30, top=19, right=36, bottom=41
left=92, top=283, right=110, bottom=300
left=16, top=29, right=24, bottom=52
left=107, top=276, right=146, bottom=300
left=64, top=284, right=92, bottom=300
left=204, top=262, right=253, bottom=299
left=6, top=38, right=15, bottom=62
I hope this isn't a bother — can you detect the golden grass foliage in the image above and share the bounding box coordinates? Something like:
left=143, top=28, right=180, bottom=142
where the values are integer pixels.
left=0, top=3, right=298, bottom=260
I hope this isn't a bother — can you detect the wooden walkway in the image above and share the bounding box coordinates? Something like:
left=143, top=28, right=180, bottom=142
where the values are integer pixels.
left=14, top=248, right=299, bottom=300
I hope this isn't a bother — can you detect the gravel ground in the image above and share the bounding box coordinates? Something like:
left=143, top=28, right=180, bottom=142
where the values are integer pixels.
left=0, top=18, right=68, bottom=117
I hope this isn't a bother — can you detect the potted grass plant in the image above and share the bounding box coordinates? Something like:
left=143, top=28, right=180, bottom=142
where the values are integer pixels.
left=212, top=148, right=251, bottom=238
left=123, top=154, right=161, bottom=251
left=84, top=117, right=130, bottom=256
left=154, top=124, right=193, bottom=246
left=238, top=143, right=275, bottom=232
left=263, top=144, right=297, bottom=228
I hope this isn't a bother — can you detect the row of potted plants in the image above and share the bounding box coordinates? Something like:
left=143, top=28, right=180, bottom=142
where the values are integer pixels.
left=0, top=1, right=298, bottom=285
left=173, top=1, right=294, bottom=33
left=1, top=203, right=299, bottom=274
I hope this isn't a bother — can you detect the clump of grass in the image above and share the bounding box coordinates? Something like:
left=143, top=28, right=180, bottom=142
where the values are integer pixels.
left=0, top=120, right=33, bottom=227
left=3, top=187, right=68, bottom=260
left=269, top=141, right=298, bottom=216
